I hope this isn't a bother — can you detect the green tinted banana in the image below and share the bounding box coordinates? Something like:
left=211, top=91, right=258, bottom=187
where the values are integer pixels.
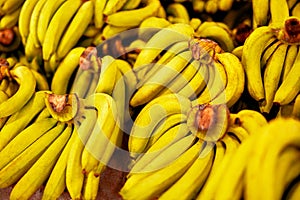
left=18, top=0, right=39, bottom=45
left=10, top=123, right=72, bottom=200
left=0, top=66, right=36, bottom=118
left=37, top=0, right=67, bottom=45
left=93, top=0, right=107, bottom=28
left=274, top=49, right=300, bottom=105
left=260, top=43, right=288, bottom=113
left=0, top=121, right=65, bottom=188
left=0, top=90, right=46, bottom=150
left=42, top=0, right=82, bottom=61
left=105, top=0, right=161, bottom=27
left=130, top=50, right=193, bottom=107
left=128, top=93, right=192, bottom=158
left=282, top=45, right=298, bottom=80
left=51, top=47, right=85, bottom=95
left=242, top=26, right=276, bottom=102
left=56, top=1, right=94, bottom=61
left=160, top=142, right=214, bottom=200
left=166, top=3, right=190, bottom=24
left=120, top=140, right=203, bottom=200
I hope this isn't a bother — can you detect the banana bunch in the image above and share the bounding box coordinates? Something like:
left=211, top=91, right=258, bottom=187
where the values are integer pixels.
left=191, top=0, right=244, bottom=14
left=0, top=0, right=25, bottom=28
left=242, top=16, right=300, bottom=115
left=121, top=108, right=267, bottom=200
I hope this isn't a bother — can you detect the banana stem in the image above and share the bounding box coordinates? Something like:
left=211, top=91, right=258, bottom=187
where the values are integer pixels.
left=275, top=17, right=300, bottom=44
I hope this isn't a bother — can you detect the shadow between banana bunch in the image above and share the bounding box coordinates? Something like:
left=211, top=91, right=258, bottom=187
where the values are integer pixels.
left=72, top=26, right=229, bottom=173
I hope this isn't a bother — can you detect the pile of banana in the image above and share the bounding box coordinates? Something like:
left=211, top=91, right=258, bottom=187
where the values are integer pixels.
left=1, top=0, right=300, bottom=199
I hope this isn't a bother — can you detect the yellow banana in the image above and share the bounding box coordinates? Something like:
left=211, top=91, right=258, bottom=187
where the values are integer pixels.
left=139, top=16, right=171, bottom=40
left=159, top=142, right=214, bottom=200
left=270, top=0, right=289, bottom=25
left=292, top=2, right=300, bottom=17
left=10, top=123, right=72, bottom=200
left=282, top=44, right=298, bottom=80
left=242, top=26, right=276, bottom=102
left=218, top=0, right=234, bottom=11
left=192, top=0, right=205, bottom=13
left=120, top=140, right=203, bottom=200
left=0, top=0, right=24, bottom=15
left=130, top=50, right=193, bottom=107
left=122, top=0, right=142, bottom=10
left=0, top=121, right=65, bottom=188
left=166, top=3, right=190, bottom=24
left=261, top=38, right=281, bottom=67
left=101, top=24, right=131, bottom=40
left=0, top=90, right=46, bottom=150
left=252, top=0, right=269, bottom=27
left=0, top=6, right=21, bottom=29
left=231, top=45, right=243, bottom=59
left=56, top=1, right=94, bottom=61
left=103, top=0, right=127, bottom=15
left=226, top=125, right=249, bottom=143
left=18, top=0, right=39, bottom=45
left=274, top=49, right=300, bottom=105
left=30, top=68, right=49, bottom=91
left=93, top=0, right=107, bottom=29
left=82, top=171, right=100, bottom=200
left=51, top=47, right=85, bottom=95
left=105, top=0, right=161, bottom=27
left=37, top=0, right=67, bottom=45
left=260, top=43, right=288, bottom=113
left=42, top=0, right=82, bottom=61
left=128, top=93, right=192, bottom=158
left=292, top=94, right=300, bottom=119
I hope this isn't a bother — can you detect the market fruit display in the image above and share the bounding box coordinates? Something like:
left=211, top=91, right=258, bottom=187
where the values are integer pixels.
left=0, top=0, right=300, bottom=199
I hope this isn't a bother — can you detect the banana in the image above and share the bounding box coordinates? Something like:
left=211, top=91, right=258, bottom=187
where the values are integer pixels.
left=10, top=123, right=72, bottom=200
left=0, top=121, right=65, bottom=188
left=159, top=142, right=214, bottom=200
left=269, top=0, right=289, bottom=25
left=24, top=32, right=42, bottom=62
left=196, top=134, right=239, bottom=200
left=56, top=1, right=94, bottom=61
left=0, top=6, right=21, bottom=29
left=158, top=59, right=201, bottom=96
left=217, top=0, right=234, bottom=11
left=51, top=47, right=85, bottom=95
left=0, top=91, right=8, bottom=129
left=0, top=117, right=58, bottom=170
left=33, top=107, right=51, bottom=122
left=226, top=125, right=249, bottom=143
left=282, top=45, right=298, bottom=81
left=138, top=16, right=171, bottom=40
left=81, top=93, right=119, bottom=174
left=252, top=0, right=269, bottom=27
left=120, top=140, right=203, bottom=200
left=42, top=124, right=77, bottom=200
left=93, top=0, right=107, bottom=29
left=122, top=0, right=142, bottom=10
left=18, top=0, right=39, bottom=45
left=273, top=49, right=300, bottom=105
left=30, top=68, right=49, bottom=91
left=129, top=123, right=193, bottom=175
left=292, top=94, right=300, bottom=119
left=292, top=2, right=300, bottom=17
left=133, top=23, right=194, bottom=73
left=0, top=0, right=24, bottom=15
left=0, top=66, right=36, bottom=118
left=189, top=17, right=202, bottom=31
left=37, top=0, right=67, bottom=45
left=212, top=52, right=245, bottom=108
left=177, top=63, right=209, bottom=100
left=261, top=38, right=281, bottom=67
left=196, top=22, right=235, bottom=52
left=204, top=0, right=218, bottom=14
left=260, top=43, right=288, bottom=113
left=82, top=170, right=100, bottom=200
left=95, top=55, right=117, bottom=94
left=42, top=0, right=82, bottom=61
left=231, top=45, right=243, bottom=59
left=241, top=26, right=276, bottom=102
left=192, top=0, right=205, bottom=13
left=103, top=0, right=127, bottom=15
left=130, top=50, right=193, bottom=107
left=128, top=93, right=192, bottom=159
left=0, top=90, right=46, bottom=150
left=70, top=46, right=101, bottom=98
left=105, top=0, right=161, bottom=27
left=166, top=3, right=190, bottom=24
left=66, top=107, right=98, bottom=200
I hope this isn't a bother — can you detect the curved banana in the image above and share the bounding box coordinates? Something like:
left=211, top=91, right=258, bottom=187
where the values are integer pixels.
left=282, top=44, right=298, bottom=80
left=130, top=50, right=193, bottom=107
left=30, top=68, right=49, bottom=91
left=0, top=6, right=21, bottom=29
left=51, top=47, right=85, bottom=95
left=218, top=0, right=234, bottom=11
left=42, top=0, right=82, bottom=61
left=36, top=0, right=67, bottom=45
left=9, top=123, right=72, bottom=200
left=261, top=38, right=281, bottom=67
left=101, top=24, right=130, bottom=40
left=122, top=0, right=142, bottom=10
left=269, top=0, right=289, bottom=25
left=252, top=0, right=269, bottom=27
left=0, top=0, right=24, bottom=15
left=128, top=93, right=192, bottom=159
left=292, top=94, right=300, bottom=119
left=260, top=43, right=288, bottom=113
left=93, top=0, right=107, bottom=29
left=160, top=142, right=214, bottom=200
left=242, top=26, right=276, bottom=102
left=0, top=121, right=65, bottom=188
left=120, top=140, right=203, bottom=200
left=226, top=125, right=249, bottom=143
left=273, top=49, right=300, bottom=105
left=166, top=3, right=190, bottom=24
left=82, top=170, right=101, bottom=200
left=105, top=0, right=161, bottom=27
left=138, top=16, right=171, bottom=40
left=0, top=66, right=36, bottom=118
left=56, top=1, right=94, bottom=61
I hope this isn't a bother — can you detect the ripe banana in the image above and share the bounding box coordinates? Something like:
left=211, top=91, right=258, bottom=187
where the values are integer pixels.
left=269, top=0, right=289, bottom=25
left=105, top=0, right=161, bottom=27
left=122, top=0, right=142, bottom=10
left=103, top=0, right=127, bottom=15
left=282, top=44, right=298, bottom=81
left=292, top=94, right=300, bottom=119
left=166, top=3, right=190, bottom=24
left=0, top=65, right=36, bottom=118
left=0, top=6, right=21, bottom=29
left=82, top=170, right=100, bottom=200
left=242, top=26, right=276, bottom=102
left=56, top=1, right=94, bottom=61
left=30, top=68, right=49, bottom=91
left=0, top=0, right=24, bottom=15
left=261, top=38, right=281, bottom=67
left=252, top=0, right=269, bottom=27
left=0, top=121, right=65, bottom=188
left=93, top=0, right=107, bottom=29
left=128, top=93, right=192, bottom=159
left=218, top=0, right=234, bottom=11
